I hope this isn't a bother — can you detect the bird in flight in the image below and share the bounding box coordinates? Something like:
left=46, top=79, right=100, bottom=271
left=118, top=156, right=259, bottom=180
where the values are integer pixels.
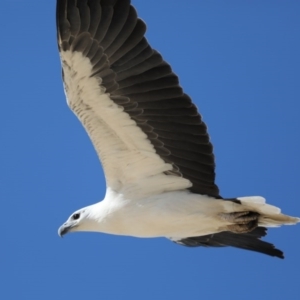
left=57, top=0, right=299, bottom=258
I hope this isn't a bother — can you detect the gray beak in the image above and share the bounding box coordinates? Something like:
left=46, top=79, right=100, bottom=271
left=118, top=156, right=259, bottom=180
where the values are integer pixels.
left=58, top=221, right=77, bottom=237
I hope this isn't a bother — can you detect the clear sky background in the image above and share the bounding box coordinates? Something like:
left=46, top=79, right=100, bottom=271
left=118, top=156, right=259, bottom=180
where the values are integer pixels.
left=1, top=1, right=299, bottom=299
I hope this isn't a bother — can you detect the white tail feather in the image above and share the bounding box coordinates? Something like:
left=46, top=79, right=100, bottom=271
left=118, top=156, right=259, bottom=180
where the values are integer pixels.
left=235, top=196, right=300, bottom=227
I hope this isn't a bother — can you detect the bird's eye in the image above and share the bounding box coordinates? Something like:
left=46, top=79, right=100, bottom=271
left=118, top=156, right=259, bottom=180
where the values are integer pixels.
left=72, top=213, right=80, bottom=220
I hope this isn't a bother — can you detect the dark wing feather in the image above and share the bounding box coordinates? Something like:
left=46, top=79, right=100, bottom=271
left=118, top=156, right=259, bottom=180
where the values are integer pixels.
left=174, top=227, right=284, bottom=259
left=56, top=0, right=219, bottom=197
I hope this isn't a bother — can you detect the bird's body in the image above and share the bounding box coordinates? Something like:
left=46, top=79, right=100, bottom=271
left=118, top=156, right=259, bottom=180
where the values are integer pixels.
left=57, top=0, right=299, bottom=258
left=75, top=189, right=230, bottom=238
left=61, top=186, right=297, bottom=240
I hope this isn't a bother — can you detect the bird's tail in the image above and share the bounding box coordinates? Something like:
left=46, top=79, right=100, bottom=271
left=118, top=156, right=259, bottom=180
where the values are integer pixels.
left=235, top=196, right=299, bottom=227
left=173, top=196, right=299, bottom=258
left=174, top=196, right=299, bottom=258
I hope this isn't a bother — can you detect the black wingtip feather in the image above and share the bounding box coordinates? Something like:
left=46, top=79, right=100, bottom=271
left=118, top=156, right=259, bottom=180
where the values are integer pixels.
left=175, top=227, right=284, bottom=259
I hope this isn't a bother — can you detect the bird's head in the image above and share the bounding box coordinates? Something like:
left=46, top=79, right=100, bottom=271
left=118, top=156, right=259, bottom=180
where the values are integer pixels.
left=58, top=207, right=98, bottom=237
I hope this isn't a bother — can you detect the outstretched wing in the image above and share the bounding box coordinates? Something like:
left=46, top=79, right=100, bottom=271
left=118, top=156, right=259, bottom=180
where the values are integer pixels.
left=56, top=0, right=219, bottom=198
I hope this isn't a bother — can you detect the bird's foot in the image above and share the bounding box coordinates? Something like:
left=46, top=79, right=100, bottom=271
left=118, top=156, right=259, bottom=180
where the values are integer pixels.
left=219, top=211, right=259, bottom=233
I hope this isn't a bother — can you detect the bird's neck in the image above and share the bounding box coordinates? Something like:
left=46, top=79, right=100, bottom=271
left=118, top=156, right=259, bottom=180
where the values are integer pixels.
left=83, top=199, right=125, bottom=234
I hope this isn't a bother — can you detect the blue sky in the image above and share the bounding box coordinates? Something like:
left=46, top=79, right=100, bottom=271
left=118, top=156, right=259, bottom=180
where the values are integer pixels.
left=1, top=0, right=299, bottom=299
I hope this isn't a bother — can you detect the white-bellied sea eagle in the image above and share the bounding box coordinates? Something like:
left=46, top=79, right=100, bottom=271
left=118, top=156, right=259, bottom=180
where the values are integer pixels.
left=57, top=0, right=299, bottom=258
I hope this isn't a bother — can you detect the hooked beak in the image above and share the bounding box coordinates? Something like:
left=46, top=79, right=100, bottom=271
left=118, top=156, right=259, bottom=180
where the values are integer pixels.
left=58, top=221, right=77, bottom=237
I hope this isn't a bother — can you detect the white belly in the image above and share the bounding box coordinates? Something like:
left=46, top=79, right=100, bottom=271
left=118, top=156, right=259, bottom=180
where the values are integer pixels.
left=99, top=190, right=226, bottom=238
